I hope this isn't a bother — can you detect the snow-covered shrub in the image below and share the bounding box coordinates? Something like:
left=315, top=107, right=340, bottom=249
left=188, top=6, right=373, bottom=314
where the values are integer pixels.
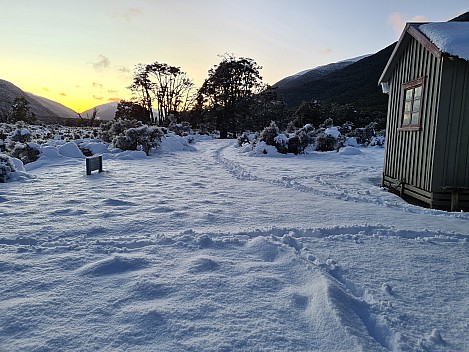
left=168, top=121, right=192, bottom=136
left=113, top=135, right=136, bottom=152
left=348, top=122, right=378, bottom=146
left=0, top=153, right=16, bottom=182
left=369, top=134, right=385, bottom=147
left=100, top=119, right=142, bottom=143
left=315, top=132, right=337, bottom=152
left=113, top=125, right=164, bottom=156
left=259, top=121, right=279, bottom=146
left=338, top=121, right=354, bottom=135
left=10, top=128, right=31, bottom=143
left=274, top=133, right=288, bottom=154
left=10, top=143, right=40, bottom=164
left=321, top=118, right=334, bottom=128
left=287, top=125, right=314, bottom=154
left=237, top=131, right=255, bottom=147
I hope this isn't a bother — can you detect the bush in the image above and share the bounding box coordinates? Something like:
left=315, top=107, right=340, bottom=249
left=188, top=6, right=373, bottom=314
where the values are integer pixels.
left=237, top=132, right=255, bottom=147
left=10, top=128, right=31, bottom=143
left=112, top=125, right=164, bottom=156
left=168, top=121, right=192, bottom=136
left=0, top=153, right=15, bottom=182
left=10, top=143, right=40, bottom=164
left=348, top=121, right=378, bottom=146
left=274, top=134, right=288, bottom=154
left=259, top=121, right=279, bottom=146
left=100, top=119, right=142, bottom=143
left=315, top=133, right=337, bottom=152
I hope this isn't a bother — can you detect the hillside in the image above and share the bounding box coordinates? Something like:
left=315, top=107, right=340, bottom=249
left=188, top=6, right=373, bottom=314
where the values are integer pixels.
left=26, top=92, right=77, bottom=118
left=0, top=79, right=78, bottom=120
left=274, top=60, right=356, bottom=91
left=274, top=11, right=469, bottom=114
left=0, top=79, right=57, bottom=118
left=80, top=102, right=119, bottom=121
left=274, top=44, right=395, bottom=114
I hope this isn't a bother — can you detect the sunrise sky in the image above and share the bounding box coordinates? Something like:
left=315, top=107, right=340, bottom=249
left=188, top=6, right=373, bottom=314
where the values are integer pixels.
left=0, top=0, right=467, bottom=113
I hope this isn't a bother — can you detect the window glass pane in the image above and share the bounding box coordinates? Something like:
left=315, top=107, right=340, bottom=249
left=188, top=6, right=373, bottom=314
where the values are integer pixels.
left=403, top=113, right=411, bottom=125
left=405, top=89, right=413, bottom=101
left=411, top=112, right=420, bottom=125
left=412, top=98, right=421, bottom=112
left=414, top=86, right=422, bottom=99
left=404, top=101, right=412, bottom=113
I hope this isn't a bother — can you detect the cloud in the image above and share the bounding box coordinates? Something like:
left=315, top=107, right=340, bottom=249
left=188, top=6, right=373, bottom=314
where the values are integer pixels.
left=90, top=55, right=111, bottom=71
left=108, top=97, right=121, bottom=102
left=388, top=12, right=428, bottom=35
left=60, top=92, right=67, bottom=96
left=116, top=65, right=131, bottom=73
left=322, top=48, right=333, bottom=55
left=93, top=82, right=103, bottom=88
left=115, top=7, right=142, bottom=22
left=42, top=87, right=49, bottom=92
left=108, top=89, right=118, bottom=94
left=93, top=95, right=104, bottom=100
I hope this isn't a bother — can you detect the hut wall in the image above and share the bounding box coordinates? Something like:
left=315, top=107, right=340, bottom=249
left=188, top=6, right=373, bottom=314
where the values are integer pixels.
left=432, top=57, right=469, bottom=191
left=383, top=36, right=442, bottom=193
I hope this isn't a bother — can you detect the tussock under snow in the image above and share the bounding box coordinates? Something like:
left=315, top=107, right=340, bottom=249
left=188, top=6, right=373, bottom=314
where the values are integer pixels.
left=1, top=139, right=468, bottom=351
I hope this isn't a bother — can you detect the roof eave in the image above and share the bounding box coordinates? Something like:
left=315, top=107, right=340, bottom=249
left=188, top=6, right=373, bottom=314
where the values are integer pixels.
left=378, top=23, right=442, bottom=85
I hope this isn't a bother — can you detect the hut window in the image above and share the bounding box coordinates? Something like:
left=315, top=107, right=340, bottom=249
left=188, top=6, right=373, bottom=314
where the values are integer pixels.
left=401, top=78, right=424, bottom=129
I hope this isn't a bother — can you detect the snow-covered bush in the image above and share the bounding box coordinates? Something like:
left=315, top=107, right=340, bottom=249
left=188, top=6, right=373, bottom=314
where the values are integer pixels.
left=168, top=121, right=192, bottom=136
left=100, top=119, right=143, bottom=143
left=274, top=133, right=288, bottom=154
left=237, top=131, right=256, bottom=147
left=0, top=153, right=15, bottom=182
left=10, top=128, right=31, bottom=143
left=259, top=121, right=280, bottom=146
left=314, top=132, right=338, bottom=152
left=113, top=125, right=164, bottom=156
left=287, top=125, right=315, bottom=154
left=9, top=143, right=40, bottom=164
left=348, top=122, right=379, bottom=146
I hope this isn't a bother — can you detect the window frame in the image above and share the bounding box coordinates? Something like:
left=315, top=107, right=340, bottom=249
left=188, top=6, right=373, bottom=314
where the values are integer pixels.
left=399, top=77, right=425, bottom=131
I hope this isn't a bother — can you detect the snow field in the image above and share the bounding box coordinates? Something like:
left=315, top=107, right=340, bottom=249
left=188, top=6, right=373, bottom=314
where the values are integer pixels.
left=1, top=138, right=468, bottom=351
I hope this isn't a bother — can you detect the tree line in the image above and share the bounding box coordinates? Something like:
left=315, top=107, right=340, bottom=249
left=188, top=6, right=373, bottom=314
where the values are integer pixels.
left=2, top=54, right=386, bottom=132
left=121, top=54, right=385, bottom=136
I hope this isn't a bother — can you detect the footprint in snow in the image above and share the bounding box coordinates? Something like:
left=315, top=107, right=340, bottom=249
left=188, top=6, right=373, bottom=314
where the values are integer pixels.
left=78, top=256, right=149, bottom=276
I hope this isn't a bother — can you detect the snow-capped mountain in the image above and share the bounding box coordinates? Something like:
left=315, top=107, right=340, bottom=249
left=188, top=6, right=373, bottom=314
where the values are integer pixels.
left=274, top=54, right=370, bottom=90
left=79, top=102, right=119, bottom=121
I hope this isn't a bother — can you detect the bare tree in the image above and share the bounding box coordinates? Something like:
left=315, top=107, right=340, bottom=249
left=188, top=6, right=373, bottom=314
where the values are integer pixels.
left=128, top=62, right=195, bottom=126
left=128, top=64, right=155, bottom=123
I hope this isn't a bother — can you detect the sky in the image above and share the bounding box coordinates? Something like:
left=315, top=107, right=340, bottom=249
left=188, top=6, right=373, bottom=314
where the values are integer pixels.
left=0, top=0, right=467, bottom=113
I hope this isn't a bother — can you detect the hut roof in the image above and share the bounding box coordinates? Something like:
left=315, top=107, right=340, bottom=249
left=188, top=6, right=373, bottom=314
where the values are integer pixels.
left=379, top=21, right=469, bottom=84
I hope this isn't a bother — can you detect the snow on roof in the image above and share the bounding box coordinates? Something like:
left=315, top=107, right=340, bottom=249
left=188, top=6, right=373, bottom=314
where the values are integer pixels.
left=419, top=22, right=469, bottom=61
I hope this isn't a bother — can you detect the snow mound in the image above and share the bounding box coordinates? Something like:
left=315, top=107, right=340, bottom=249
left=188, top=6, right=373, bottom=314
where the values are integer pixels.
left=81, top=142, right=110, bottom=155
left=160, top=134, right=197, bottom=153
left=58, top=142, right=85, bottom=158
left=10, top=157, right=25, bottom=172
left=339, top=146, right=363, bottom=155
left=41, top=146, right=61, bottom=158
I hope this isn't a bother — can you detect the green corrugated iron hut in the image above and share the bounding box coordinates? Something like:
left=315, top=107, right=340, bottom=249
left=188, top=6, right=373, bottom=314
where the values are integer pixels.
left=378, top=19, right=469, bottom=211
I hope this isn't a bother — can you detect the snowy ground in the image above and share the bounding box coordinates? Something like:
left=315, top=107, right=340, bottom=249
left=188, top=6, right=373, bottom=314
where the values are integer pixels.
left=1, top=138, right=468, bottom=351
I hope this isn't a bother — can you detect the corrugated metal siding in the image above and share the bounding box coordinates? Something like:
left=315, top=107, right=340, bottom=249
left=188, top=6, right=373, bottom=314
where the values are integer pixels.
left=438, top=58, right=469, bottom=189
left=383, top=35, right=442, bottom=192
